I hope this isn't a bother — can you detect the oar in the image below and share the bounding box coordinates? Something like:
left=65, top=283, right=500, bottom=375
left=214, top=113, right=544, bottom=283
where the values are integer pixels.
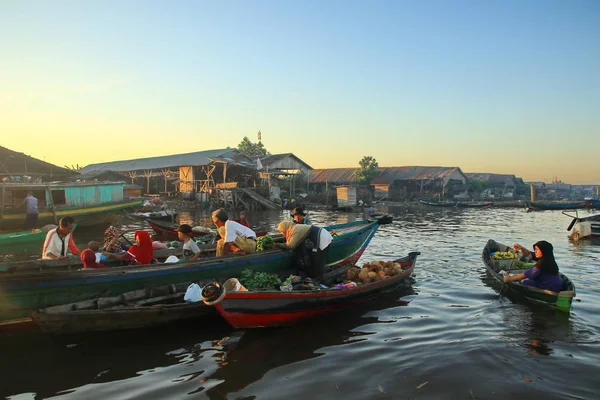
left=120, top=233, right=133, bottom=246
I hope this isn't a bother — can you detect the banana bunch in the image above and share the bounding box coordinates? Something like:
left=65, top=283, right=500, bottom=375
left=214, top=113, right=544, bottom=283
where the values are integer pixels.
left=491, top=251, right=517, bottom=260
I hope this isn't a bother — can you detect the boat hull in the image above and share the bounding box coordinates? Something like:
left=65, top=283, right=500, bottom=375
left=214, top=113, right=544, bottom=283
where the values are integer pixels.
left=0, top=220, right=380, bottom=323
left=212, top=252, right=418, bottom=328
left=482, top=239, right=575, bottom=312
left=0, top=199, right=143, bottom=229
left=528, top=201, right=589, bottom=211
left=31, top=283, right=214, bottom=334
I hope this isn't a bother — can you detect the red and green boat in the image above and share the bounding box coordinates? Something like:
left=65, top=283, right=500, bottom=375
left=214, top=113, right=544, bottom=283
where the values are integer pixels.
left=0, top=219, right=382, bottom=325
left=202, top=252, right=419, bottom=329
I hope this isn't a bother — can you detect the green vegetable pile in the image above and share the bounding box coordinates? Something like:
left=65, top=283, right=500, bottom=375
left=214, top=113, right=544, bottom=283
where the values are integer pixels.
left=239, top=268, right=282, bottom=290
left=256, top=236, right=274, bottom=251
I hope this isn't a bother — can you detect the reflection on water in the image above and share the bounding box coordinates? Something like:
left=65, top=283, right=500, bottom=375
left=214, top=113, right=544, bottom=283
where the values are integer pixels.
left=1, top=206, right=600, bottom=399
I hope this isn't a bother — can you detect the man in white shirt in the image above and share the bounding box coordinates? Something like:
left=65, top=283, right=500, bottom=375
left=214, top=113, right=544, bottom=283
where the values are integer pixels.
left=42, top=216, right=80, bottom=260
left=211, top=208, right=257, bottom=257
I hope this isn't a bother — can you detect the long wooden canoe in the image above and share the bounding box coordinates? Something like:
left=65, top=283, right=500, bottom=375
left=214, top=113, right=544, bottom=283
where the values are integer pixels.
left=31, top=282, right=213, bottom=334
left=528, top=201, right=589, bottom=211
left=481, top=239, right=575, bottom=312
left=0, top=224, right=77, bottom=249
left=0, top=220, right=381, bottom=324
left=203, top=252, right=419, bottom=328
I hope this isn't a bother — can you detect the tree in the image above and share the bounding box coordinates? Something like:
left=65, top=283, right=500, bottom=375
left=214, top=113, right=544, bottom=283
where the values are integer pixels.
left=237, top=137, right=270, bottom=158
left=354, top=156, right=379, bottom=185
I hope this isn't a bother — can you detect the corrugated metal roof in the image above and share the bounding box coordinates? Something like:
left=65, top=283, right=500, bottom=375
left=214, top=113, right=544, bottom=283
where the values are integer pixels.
left=309, top=166, right=466, bottom=184
left=79, top=149, right=249, bottom=173
left=308, top=168, right=358, bottom=184
left=0, top=145, right=77, bottom=177
left=465, top=173, right=517, bottom=184
left=260, top=153, right=313, bottom=170
left=373, top=166, right=466, bottom=184
left=76, top=170, right=129, bottom=181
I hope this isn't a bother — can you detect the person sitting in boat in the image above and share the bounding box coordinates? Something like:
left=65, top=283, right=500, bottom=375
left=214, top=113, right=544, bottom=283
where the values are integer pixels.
left=177, top=224, right=202, bottom=262
left=103, top=224, right=127, bottom=252
left=80, top=248, right=107, bottom=269
left=234, top=210, right=250, bottom=228
left=102, top=230, right=154, bottom=265
left=275, top=220, right=333, bottom=282
left=211, top=208, right=257, bottom=257
left=291, top=207, right=311, bottom=225
left=42, top=216, right=80, bottom=260
left=504, top=241, right=563, bottom=292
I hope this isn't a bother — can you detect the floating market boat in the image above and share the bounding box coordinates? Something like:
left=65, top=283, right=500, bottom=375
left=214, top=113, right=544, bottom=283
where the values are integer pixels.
left=0, top=181, right=142, bottom=230
left=126, top=209, right=178, bottom=221
left=31, top=282, right=213, bottom=334
left=201, top=252, right=419, bottom=328
left=419, top=200, right=491, bottom=208
left=0, top=224, right=78, bottom=249
left=564, top=211, right=600, bottom=241
left=0, top=219, right=381, bottom=324
left=481, top=239, right=575, bottom=312
left=587, top=199, right=600, bottom=209
left=527, top=200, right=589, bottom=211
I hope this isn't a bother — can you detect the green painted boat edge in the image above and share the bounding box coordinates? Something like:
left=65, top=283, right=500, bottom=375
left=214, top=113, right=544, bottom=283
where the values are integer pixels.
left=0, top=220, right=380, bottom=322
left=482, top=239, right=576, bottom=312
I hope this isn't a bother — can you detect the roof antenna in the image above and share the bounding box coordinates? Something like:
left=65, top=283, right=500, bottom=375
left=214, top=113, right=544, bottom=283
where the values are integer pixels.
left=258, top=130, right=262, bottom=143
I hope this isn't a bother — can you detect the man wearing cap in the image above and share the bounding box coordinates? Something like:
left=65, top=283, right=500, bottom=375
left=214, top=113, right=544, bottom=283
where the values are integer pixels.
left=211, top=209, right=257, bottom=257
left=177, top=224, right=202, bottom=261
left=291, top=207, right=311, bottom=225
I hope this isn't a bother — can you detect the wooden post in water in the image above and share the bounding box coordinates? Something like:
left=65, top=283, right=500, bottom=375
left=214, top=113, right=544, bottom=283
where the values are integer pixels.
left=45, top=185, right=58, bottom=224
left=0, top=182, right=5, bottom=219
left=530, top=184, right=536, bottom=202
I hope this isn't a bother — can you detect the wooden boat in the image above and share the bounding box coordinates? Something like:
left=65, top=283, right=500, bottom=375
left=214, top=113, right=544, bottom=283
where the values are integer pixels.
left=0, top=224, right=78, bottom=248
left=419, top=199, right=457, bottom=207
left=126, top=209, right=178, bottom=221
left=419, top=200, right=491, bottom=208
left=456, top=201, right=492, bottom=208
left=481, top=240, right=575, bottom=312
left=0, top=220, right=381, bottom=324
left=201, top=252, right=419, bottom=328
left=528, top=200, right=589, bottom=211
left=31, top=282, right=213, bottom=334
left=0, top=182, right=142, bottom=230
left=587, top=199, right=600, bottom=209
left=367, top=213, right=393, bottom=225
left=0, top=230, right=47, bottom=248
left=147, top=218, right=268, bottom=239
left=147, top=218, right=216, bottom=239
left=564, top=211, right=600, bottom=241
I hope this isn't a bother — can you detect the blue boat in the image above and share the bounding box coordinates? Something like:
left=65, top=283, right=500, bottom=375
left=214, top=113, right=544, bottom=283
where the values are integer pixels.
left=528, top=201, right=589, bottom=211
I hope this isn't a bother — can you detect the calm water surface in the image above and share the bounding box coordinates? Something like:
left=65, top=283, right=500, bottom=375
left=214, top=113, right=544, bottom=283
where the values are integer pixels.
left=1, top=206, right=599, bottom=399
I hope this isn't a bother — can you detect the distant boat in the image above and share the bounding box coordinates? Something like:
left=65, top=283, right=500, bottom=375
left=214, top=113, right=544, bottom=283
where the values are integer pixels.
left=419, top=200, right=491, bottom=208
left=587, top=199, right=600, bottom=209
left=0, top=181, right=142, bottom=230
left=0, top=224, right=77, bottom=248
left=528, top=201, right=589, bottom=211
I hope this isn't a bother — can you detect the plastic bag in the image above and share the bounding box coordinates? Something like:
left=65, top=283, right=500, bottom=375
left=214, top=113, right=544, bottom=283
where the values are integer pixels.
left=184, top=283, right=203, bottom=302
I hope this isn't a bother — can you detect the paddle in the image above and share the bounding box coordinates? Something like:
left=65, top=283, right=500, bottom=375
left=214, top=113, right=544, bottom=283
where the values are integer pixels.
left=120, top=233, right=133, bottom=246
left=563, top=211, right=579, bottom=231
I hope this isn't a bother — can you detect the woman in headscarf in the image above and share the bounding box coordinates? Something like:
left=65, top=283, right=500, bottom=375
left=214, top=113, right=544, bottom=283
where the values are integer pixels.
left=275, top=220, right=333, bottom=281
left=103, top=230, right=154, bottom=265
left=504, top=240, right=563, bottom=292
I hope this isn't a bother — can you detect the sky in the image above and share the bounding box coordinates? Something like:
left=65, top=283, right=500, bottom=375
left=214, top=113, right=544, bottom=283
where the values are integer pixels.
left=1, top=0, right=599, bottom=183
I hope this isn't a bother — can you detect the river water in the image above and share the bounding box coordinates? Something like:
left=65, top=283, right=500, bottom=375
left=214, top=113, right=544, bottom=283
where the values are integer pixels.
left=1, top=205, right=599, bottom=399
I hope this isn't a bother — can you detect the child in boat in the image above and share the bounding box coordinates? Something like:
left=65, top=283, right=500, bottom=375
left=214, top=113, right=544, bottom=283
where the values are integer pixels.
left=234, top=210, right=250, bottom=228
left=504, top=241, right=563, bottom=292
left=102, top=230, right=154, bottom=265
left=81, top=243, right=107, bottom=269
left=177, top=224, right=202, bottom=262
